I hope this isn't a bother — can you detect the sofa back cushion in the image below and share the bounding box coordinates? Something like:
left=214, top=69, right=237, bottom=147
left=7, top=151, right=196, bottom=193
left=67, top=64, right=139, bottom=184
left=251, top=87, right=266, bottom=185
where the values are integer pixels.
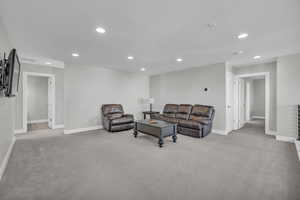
left=162, top=104, right=178, bottom=118
left=102, top=104, right=124, bottom=116
left=189, top=105, right=214, bottom=120
left=175, top=104, right=192, bottom=120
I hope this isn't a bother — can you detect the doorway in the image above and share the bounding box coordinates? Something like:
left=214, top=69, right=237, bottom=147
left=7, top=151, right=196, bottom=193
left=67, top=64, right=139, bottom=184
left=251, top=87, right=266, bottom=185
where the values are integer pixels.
left=233, top=72, right=270, bottom=134
left=23, top=72, right=55, bottom=133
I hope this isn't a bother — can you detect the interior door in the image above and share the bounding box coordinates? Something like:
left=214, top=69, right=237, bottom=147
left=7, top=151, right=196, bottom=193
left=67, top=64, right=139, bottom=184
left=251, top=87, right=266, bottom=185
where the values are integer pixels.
left=48, top=77, right=54, bottom=129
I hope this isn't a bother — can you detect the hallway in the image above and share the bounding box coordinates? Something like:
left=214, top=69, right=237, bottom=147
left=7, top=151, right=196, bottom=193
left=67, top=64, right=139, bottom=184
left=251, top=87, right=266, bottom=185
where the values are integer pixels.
left=243, top=119, right=265, bottom=130
left=236, top=119, right=267, bottom=138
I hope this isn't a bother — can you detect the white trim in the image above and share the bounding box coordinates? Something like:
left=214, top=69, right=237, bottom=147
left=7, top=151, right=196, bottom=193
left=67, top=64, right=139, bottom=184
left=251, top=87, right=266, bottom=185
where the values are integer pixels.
left=0, top=137, right=16, bottom=181
left=20, top=56, right=64, bottom=69
left=266, top=130, right=277, bottom=136
left=234, top=72, right=270, bottom=134
left=276, top=135, right=295, bottom=143
left=24, top=72, right=56, bottom=77
left=296, top=140, right=300, bottom=152
left=27, top=119, right=48, bottom=124
left=64, top=125, right=103, bottom=135
left=234, top=72, right=270, bottom=78
left=53, top=124, right=64, bottom=129
left=23, top=72, right=55, bottom=133
left=14, top=129, right=26, bottom=135
left=212, top=129, right=227, bottom=135
left=252, top=116, right=265, bottom=120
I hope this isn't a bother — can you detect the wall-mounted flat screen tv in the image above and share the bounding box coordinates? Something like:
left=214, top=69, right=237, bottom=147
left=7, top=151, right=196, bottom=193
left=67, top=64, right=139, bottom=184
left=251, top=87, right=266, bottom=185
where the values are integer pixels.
left=4, top=49, right=20, bottom=97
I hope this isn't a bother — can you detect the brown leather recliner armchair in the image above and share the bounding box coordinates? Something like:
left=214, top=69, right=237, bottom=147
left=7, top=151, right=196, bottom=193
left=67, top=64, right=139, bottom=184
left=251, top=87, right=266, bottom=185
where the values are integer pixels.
left=101, top=104, right=134, bottom=132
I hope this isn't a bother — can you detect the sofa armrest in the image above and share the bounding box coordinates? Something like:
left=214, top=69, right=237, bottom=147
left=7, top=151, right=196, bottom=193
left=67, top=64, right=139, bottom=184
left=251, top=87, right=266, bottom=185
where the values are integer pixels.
left=197, top=119, right=211, bottom=125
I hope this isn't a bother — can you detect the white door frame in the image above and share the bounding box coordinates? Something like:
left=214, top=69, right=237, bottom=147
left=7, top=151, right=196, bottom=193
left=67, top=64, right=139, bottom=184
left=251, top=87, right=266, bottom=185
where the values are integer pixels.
left=238, top=79, right=246, bottom=128
left=23, top=72, right=55, bottom=132
left=245, top=80, right=252, bottom=122
left=234, top=72, right=270, bottom=134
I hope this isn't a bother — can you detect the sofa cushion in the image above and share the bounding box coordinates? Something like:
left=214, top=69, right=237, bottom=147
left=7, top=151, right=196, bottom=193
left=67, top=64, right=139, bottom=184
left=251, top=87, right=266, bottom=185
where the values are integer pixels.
left=163, top=113, right=176, bottom=118
left=175, top=104, right=192, bottom=120
left=179, top=120, right=202, bottom=130
left=111, top=116, right=134, bottom=125
left=163, top=117, right=178, bottom=124
left=189, top=116, right=210, bottom=125
left=163, top=104, right=178, bottom=113
left=190, top=105, right=213, bottom=118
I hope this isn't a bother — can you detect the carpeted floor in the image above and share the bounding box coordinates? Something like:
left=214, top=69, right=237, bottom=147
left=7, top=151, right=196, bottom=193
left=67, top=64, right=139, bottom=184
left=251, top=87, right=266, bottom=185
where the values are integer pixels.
left=0, top=120, right=300, bottom=200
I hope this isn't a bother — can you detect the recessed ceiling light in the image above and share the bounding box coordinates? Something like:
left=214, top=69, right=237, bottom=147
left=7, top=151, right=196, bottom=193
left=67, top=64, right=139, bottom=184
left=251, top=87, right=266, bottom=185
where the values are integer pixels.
left=176, top=58, right=183, bottom=62
left=140, top=68, right=146, bottom=71
left=45, top=62, right=51, bottom=65
left=96, top=27, right=106, bottom=34
left=238, top=33, right=248, bottom=39
left=253, top=55, right=261, bottom=59
left=127, top=56, right=134, bottom=60
left=72, top=53, right=79, bottom=57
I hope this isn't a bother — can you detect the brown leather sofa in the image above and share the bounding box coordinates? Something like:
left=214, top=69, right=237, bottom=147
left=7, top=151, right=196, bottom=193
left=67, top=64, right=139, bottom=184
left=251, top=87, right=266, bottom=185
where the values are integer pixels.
left=101, top=104, right=134, bottom=132
left=151, top=104, right=215, bottom=138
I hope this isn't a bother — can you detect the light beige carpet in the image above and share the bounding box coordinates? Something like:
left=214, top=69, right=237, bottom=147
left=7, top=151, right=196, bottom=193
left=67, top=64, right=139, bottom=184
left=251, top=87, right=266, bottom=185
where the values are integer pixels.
left=0, top=121, right=299, bottom=200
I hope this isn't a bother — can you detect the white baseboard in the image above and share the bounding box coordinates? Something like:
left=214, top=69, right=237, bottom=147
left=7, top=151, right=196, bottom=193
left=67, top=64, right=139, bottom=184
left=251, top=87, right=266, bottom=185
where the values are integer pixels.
left=276, top=135, right=295, bottom=143
left=212, top=129, right=227, bottom=135
left=27, top=119, right=48, bottom=124
left=266, top=130, right=277, bottom=136
left=64, top=125, right=103, bottom=135
left=252, top=116, right=265, bottom=120
left=14, top=129, right=26, bottom=135
left=53, top=124, right=64, bottom=129
left=0, top=136, right=16, bottom=181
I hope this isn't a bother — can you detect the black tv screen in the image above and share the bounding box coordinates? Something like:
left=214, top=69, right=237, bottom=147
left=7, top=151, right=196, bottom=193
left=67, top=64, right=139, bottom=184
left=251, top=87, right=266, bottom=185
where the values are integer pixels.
left=4, top=49, right=20, bottom=97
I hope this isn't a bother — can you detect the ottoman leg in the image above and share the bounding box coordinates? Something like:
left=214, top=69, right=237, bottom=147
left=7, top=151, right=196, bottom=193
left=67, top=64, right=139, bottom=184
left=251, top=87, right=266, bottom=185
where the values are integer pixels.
left=158, top=138, right=164, bottom=148
left=172, top=134, right=177, bottom=143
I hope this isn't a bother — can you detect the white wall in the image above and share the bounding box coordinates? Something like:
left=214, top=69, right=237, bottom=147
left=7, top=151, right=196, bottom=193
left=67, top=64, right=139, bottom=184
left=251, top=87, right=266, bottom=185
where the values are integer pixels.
left=0, top=17, right=14, bottom=176
left=252, top=79, right=265, bottom=117
left=150, top=63, right=226, bottom=132
left=64, top=65, right=149, bottom=131
left=277, top=53, right=300, bottom=138
left=233, top=62, right=277, bottom=131
left=14, top=64, right=64, bottom=130
left=27, top=76, right=48, bottom=122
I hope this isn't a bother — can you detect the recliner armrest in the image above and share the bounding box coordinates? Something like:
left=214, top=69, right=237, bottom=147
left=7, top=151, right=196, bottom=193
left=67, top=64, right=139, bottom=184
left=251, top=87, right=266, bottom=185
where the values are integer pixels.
left=122, top=114, right=134, bottom=120
left=197, top=119, right=211, bottom=125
